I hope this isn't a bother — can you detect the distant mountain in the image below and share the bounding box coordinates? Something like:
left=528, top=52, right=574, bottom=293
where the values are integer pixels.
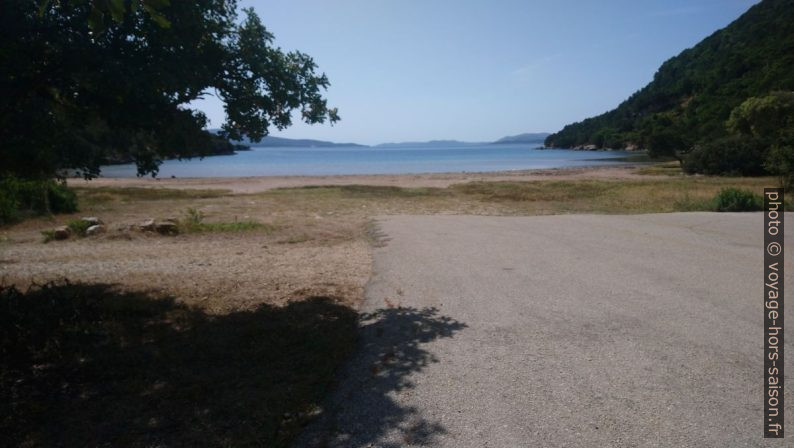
left=544, top=0, right=794, bottom=155
left=375, top=140, right=479, bottom=148
left=207, top=130, right=365, bottom=147
left=243, top=136, right=366, bottom=147
left=208, top=130, right=554, bottom=149
left=492, top=133, right=550, bottom=144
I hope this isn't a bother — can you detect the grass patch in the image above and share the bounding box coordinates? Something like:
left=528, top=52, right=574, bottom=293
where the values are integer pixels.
left=672, top=193, right=714, bottom=212
left=262, top=176, right=784, bottom=215
left=452, top=180, right=615, bottom=202
left=177, top=207, right=272, bottom=234
left=276, top=184, right=446, bottom=199
left=40, top=229, right=57, bottom=243
left=75, top=187, right=228, bottom=204
left=337, top=185, right=446, bottom=198
left=190, top=221, right=268, bottom=232
left=0, top=281, right=358, bottom=447
left=636, top=161, right=684, bottom=176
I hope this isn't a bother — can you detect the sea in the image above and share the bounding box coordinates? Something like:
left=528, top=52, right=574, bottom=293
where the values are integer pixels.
left=98, top=143, right=638, bottom=178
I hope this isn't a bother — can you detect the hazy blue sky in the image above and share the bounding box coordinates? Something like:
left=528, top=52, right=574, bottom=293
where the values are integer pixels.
left=190, top=0, right=759, bottom=145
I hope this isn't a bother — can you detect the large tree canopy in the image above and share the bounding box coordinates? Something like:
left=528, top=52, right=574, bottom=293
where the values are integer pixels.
left=0, top=0, right=338, bottom=178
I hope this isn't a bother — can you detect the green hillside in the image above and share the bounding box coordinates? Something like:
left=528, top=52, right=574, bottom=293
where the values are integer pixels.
left=544, top=0, right=794, bottom=174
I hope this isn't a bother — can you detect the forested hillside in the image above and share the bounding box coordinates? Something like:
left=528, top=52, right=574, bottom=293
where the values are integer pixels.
left=544, top=0, right=794, bottom=175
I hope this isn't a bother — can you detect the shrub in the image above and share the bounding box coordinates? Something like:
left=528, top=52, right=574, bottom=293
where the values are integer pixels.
left=712, top=187, right=763, bottom=212
left=0, top=185, right=19, bottom=224
left=178, top=207, right=265, bottom=233
left=66, top=219, right=92, bottom=237
left=683, top=135, right=767, bottom=176
left=764, top=138, right=794, bottom=191
left=0, top=176, right=78, bottom=224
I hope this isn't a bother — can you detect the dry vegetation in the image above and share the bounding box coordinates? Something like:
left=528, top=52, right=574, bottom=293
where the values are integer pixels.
left=0, top=163, right=784, bottom=447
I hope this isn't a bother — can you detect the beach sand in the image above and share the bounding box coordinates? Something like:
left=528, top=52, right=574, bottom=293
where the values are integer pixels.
left=67, top=164, right=654, bottom=193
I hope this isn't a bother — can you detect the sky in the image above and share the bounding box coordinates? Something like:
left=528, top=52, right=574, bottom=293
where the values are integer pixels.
left=190, top=0, right=760, bottom=145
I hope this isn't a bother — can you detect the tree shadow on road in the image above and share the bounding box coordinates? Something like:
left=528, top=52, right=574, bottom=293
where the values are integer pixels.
left=0, top=281, right=359, bottom=448
left=298, top=305, right=468, bottom=447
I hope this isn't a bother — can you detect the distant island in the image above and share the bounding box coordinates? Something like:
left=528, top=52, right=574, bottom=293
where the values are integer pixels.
left=376, top=133, right=550, bottom=148
left=182, top=130, right=557, bottom=151
left=235, top=135, right=367, bottom=148
left=375, top=140, right=478, bottom=148
left=492, top=133, right=550, bottom=145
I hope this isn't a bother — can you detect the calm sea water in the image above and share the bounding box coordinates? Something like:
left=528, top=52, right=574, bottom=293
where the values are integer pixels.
left=99, top=144, right=636, bottom=177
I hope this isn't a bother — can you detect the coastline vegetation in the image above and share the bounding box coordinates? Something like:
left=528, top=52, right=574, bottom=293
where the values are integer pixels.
left=544, top=0, right=794, bottom=180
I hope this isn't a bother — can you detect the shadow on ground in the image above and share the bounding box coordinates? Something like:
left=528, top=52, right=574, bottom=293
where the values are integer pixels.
left=1, top=282, right=466, bottom=448
left=1, top=281, right=359, bottom=447
left=298, top=306, right=467, bottom=447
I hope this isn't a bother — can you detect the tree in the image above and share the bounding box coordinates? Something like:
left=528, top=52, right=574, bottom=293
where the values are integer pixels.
left=0, top=0, right=339, bottom=179
left=727, top=92, right=794, bottom=188
left=726, top=92, right=794, bottom=139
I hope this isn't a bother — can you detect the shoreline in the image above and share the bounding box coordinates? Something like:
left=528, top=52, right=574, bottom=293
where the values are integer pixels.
left=68, top=163, right=659, bottom=194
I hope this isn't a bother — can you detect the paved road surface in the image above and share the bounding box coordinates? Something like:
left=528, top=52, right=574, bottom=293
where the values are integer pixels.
left=299, top=213, right=792, bottom=447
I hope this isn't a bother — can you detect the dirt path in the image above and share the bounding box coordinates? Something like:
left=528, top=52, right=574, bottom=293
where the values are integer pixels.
left=299, top=213, right=793, bottom=447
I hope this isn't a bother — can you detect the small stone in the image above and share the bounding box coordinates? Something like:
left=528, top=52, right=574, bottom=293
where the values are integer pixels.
left=53, top=226, right=71, bottom=240
left=85, top=224, right=105, bottom=236
left=139, top=219, right=156, bottom=231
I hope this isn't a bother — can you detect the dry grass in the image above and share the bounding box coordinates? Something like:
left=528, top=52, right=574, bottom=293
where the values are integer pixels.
left=636, top=160, right=685, bottom=176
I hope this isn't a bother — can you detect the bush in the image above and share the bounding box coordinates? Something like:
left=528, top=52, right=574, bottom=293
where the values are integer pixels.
left=712, top=187, right=763, bottom=212
left=177, top=207, right=265, bottom=233
left=764, top=139, right=794, bottom=191
left=0, top=185, right=19, bottom=224
left=66, top=219, right=92, bottom=237
left=683, top=135, right=767, bottom=176
left=0, top=176, right=78, bottom=225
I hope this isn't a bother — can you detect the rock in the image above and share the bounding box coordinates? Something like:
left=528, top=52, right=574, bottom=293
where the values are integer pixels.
left=155, top=221, right=179, bottom=235
left=139, top=219, right=156, bottom=232
left=82, top=216, right=102, bottom=225
left=53, top=226, right=71, bottom=240
left=85, top=224, right=105, bottom=236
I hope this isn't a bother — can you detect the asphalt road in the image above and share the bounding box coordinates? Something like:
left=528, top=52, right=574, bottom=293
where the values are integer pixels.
left=299, top=213, right=793, bottom=447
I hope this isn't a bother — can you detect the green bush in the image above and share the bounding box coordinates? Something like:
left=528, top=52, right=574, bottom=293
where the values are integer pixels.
left=712, top=187, right=763, bottom=212
left=66, top=219, right=92, bottom=237
left=0, top=176, right=78, bottom=225
left=683, top=135, right=767, bottom=176
left=177, top=207, right=266, bottom=233
left=0, top=186, right=19, bottom=224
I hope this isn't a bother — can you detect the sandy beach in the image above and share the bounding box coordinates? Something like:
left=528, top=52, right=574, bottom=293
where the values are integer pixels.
left=67, top=165, right=656, bottom=194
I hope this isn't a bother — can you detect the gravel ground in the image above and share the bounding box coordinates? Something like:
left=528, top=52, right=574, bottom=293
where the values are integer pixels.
left=299, top=212, right=793, bottom=447
left=1, top=228, right=370, bottom=313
